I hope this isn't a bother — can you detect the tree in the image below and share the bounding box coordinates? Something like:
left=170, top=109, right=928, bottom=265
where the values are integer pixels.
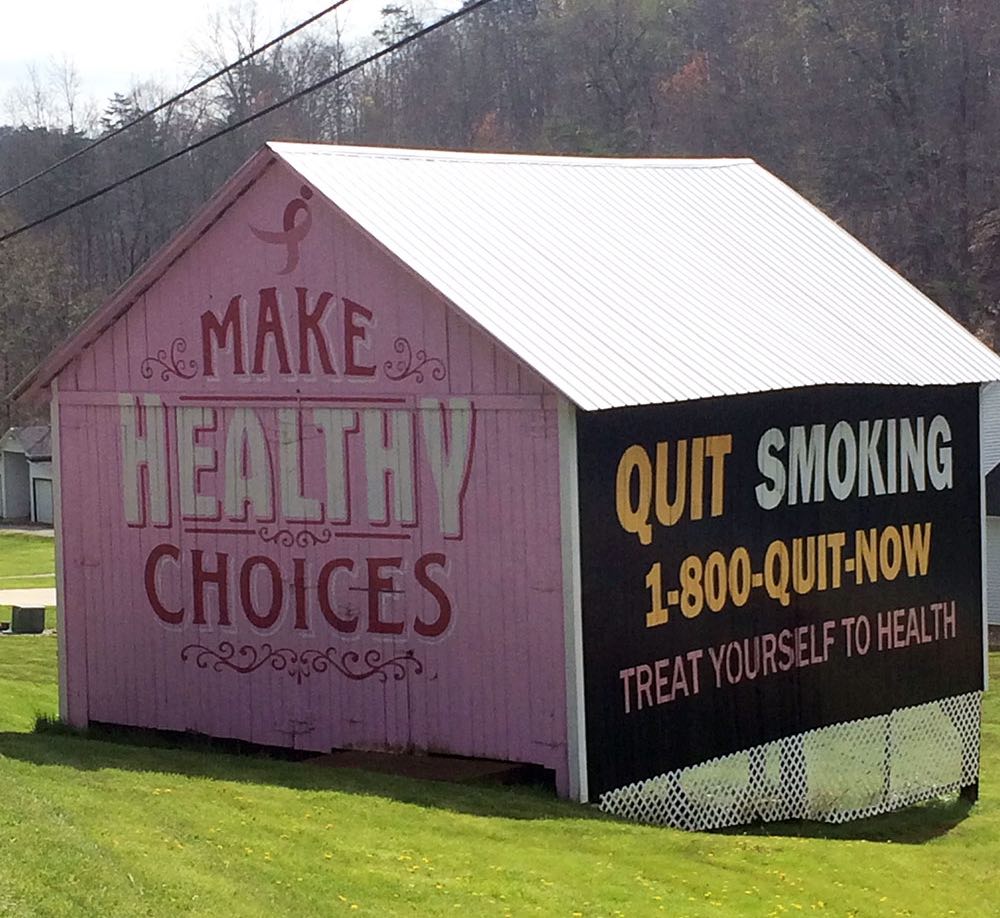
left=0, top=209, right=88, bottom=427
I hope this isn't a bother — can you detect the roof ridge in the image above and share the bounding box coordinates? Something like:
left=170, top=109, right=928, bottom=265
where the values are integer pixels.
left=267, top=141, right=755, bottom=170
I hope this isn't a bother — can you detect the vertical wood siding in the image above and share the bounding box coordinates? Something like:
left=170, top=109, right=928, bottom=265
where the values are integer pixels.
left=55, top=163, right=570, bottom=790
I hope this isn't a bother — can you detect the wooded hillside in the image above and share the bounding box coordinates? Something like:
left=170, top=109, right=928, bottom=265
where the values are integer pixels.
left=2, top=0, right=999, bottom=424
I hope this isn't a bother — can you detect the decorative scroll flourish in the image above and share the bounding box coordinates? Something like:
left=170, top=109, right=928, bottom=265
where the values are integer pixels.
left=140, top=338, right=197, bottom=381
left=383, top=337, right=447, bottom=383
left=258, top=527, right=333, bottom=548
left=181, top=642, right=424, bottom=686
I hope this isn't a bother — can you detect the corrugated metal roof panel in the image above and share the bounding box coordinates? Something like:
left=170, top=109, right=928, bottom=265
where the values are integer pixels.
left=271, top=142, right=1000, bottom=411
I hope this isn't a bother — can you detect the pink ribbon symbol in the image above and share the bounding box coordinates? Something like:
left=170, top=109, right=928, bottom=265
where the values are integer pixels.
left=250, top=185, right=314, bottom=274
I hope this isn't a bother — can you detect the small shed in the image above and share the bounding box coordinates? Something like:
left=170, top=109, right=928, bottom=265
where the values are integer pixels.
left=0, top=425, right=53, bottom=523
left=981, top=382, right=1000, bottom=642
left=16, top=144, right=1000, bottom=829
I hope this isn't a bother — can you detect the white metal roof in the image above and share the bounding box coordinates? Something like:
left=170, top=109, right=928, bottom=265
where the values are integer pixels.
left=269, top=142, right=1000, bottom=411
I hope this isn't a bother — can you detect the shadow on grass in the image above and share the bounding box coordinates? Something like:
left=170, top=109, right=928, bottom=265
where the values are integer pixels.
left=731, top=795, right=975, bottom=844
left=0, top=723, right=591, bottom=823
left=0, top=720, right=977, bottom=841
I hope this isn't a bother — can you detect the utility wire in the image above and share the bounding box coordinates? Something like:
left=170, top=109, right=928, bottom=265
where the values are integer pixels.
left=0, top=0, right=496, bottom=246
left=0, top=0, right=354, bottom=204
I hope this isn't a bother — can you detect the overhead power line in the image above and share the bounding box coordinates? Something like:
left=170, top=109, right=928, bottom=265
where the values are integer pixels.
left=0, top=0, right=354, bottom=205
left=0, top=0, right=497, bottom=247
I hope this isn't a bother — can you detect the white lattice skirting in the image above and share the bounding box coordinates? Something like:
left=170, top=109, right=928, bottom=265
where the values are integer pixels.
left=599, top=692, right=982, bottom=831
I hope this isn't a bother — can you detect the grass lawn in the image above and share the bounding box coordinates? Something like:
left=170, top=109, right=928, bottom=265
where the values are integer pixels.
left=0, top=639, right=996, bottom=916
left=0, top=532, right=57, bottom=629
left=0, top=531, right=56, bottom=589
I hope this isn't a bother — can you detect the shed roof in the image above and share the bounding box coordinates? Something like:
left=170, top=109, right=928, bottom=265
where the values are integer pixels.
left=0, top=426, right=51, bottom=460
left=18, top=142, right=1000, bottom=409
left=273, top=143, right=1000, bottom=409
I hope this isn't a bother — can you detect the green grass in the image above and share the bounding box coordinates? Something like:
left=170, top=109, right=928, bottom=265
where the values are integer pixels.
left=0, top=531, right=55, bottom=581
left=0, top=639, right=997, bottom=916
left=0, top=529, right=998, bottom=914
left=0, top=532, right=56, bottom=628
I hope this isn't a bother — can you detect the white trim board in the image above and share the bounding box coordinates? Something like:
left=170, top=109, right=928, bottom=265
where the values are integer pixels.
left=51, top=380, right=69, bottom=721
left=559, top=397, right=588, bottom=802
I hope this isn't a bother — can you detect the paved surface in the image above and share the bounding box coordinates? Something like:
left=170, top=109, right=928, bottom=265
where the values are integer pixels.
left=0, top=526, right=54, bottom=537
left=0, top=588, right=57, bottom=607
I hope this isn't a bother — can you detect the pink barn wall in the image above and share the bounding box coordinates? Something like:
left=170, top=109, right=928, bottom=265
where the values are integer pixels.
left=53, top=161, right=571, bottom=790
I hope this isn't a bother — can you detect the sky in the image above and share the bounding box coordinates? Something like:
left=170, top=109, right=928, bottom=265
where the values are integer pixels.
left=0, top=0, right=455, bottom=126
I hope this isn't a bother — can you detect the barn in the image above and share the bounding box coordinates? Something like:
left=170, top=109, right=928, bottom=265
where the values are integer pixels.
left=16, top=144, right=1000, bottom=829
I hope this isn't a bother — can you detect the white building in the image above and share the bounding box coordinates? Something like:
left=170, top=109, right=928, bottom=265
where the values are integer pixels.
left=983, top=384, right=1000, bottom=643
left=0, top=426, right=53, bottom=524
